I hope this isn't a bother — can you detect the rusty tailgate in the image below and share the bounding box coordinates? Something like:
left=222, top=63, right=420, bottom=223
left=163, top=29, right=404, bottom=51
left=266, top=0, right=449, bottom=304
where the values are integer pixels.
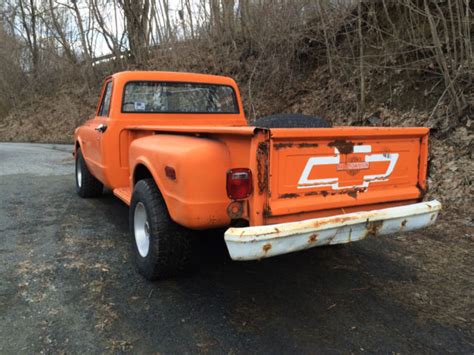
left=265, top=127, right=429, bottom=218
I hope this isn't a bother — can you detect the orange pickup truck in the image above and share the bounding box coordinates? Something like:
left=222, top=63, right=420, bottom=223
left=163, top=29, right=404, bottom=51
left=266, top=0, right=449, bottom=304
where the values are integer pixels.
left=74, top=71, right=441, bottom=280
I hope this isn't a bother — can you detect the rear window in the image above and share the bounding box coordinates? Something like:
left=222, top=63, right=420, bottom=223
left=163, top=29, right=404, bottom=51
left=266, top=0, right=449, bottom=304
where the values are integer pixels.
left=122, top=81, right=239, bottom=114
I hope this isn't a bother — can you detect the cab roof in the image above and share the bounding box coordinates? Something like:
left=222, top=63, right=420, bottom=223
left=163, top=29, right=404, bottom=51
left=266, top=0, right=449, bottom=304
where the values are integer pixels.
left=111, top=71, right=237, bottom=87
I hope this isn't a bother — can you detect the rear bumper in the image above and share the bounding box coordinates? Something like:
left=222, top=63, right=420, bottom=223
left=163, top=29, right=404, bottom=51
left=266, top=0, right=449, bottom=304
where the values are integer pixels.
left=224, top=200, right=441, bottom=261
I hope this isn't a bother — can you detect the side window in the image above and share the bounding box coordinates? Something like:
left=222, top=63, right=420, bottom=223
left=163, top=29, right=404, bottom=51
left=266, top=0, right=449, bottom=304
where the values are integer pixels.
left=98, top=81, right=112, bottom=117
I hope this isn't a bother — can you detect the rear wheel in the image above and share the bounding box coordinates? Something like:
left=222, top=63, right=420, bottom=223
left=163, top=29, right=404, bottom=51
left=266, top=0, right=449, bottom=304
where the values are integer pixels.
left=251, top=113, right=332, bottom=128
left=130, top=178, right=196, bottom=280
left=75, top=148, right=103, bottom=198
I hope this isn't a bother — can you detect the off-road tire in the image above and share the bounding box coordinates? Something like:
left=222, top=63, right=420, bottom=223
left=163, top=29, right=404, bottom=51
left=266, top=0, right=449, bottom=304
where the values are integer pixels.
left=130, top=178, right=196, bottom=281
left=75, top=148, right=103, bottom=198
left=251, top=113, right=332, bottom=128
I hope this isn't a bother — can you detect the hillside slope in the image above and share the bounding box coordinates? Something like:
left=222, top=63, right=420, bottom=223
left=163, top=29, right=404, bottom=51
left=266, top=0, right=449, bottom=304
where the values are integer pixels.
left=0, top=1, right=471, bottom=209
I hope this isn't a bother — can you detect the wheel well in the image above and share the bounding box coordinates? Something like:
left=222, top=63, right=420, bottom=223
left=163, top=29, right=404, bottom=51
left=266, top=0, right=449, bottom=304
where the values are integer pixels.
left=133, top=164, right=154, bottom=185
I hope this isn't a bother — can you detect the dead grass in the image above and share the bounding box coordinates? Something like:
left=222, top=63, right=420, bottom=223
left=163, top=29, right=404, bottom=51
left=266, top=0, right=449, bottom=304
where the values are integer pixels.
left=377, top=214, right=474, bottom=330
left=0, top=85, right=97, bottom=143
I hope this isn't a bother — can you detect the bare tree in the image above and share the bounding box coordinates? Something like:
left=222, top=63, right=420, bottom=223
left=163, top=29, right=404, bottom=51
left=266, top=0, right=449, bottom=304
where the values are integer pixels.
left=18, top=0, right=39, bottom=72
left=119, top=0, right=150, bottom=65
left=70, top=0, right=93, bottom=65
left=91, top=0, right=124, bottom=60
left=46, top=0, right=77, bottom=64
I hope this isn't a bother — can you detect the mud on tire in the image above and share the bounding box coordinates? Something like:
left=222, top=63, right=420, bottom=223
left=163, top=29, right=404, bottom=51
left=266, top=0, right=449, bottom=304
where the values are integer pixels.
left=130, top=178, right=197, bottom=281
left=75, top=148, right=103, bottom=198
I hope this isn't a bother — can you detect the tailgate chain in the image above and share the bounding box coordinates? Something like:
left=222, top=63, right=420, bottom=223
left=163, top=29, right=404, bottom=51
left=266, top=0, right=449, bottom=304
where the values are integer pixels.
left=257, top=142, right=269, bottom=194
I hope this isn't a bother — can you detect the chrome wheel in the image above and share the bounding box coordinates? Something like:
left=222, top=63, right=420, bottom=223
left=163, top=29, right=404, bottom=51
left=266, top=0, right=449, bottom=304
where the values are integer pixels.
left=134, top=202, right=150, bottom=257
left=76, top=159, right=82, bottom=188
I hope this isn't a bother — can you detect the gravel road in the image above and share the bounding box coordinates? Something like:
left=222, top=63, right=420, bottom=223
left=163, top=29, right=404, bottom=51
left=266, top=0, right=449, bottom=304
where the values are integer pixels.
left=1, top=143, right=473, bottom=353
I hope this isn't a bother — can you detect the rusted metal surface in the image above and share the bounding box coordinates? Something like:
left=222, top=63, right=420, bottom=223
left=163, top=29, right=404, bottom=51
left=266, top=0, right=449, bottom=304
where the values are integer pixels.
left=303, top=187, right=367, bottom=198
left=274, top=142, right=294, bottom=150
left=224, top=200, right=442, bottom=261
left=347, top=190, right=358, bottom=199
left=298, top=143, right=318, bottom=148
left=280, top=189, right=365, bottom=199
left=272, top=142, right=320, bottom=150
left=263, top=204, right=272, bottom=217
left=279, top=193, right=300, bottom=199
left=328, top=140, right=355, bottom=154
left=227, top=201, right=244, bottom=219
left=262, top=243, right=272, bottom=253
left=308, top=233, right=318, bottom=243
left=366, top=220, right=383, bottom=236
left=256, top=142, right=269, bottom=194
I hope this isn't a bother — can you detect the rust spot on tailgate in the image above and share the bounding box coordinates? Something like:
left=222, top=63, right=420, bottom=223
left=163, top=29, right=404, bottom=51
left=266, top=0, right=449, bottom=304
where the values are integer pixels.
left=274, top=142, right=293, bottom=150
left=308, top=233, right=318, bottom=243
left=262, top=243, right=272, bottom=253
left=347, top=190, right=358, bottom=199
left=263, top=205, right=272, bottom=217
left=328, top=140, right=354, bottom=154
left=401, top=219, right=407, bottom=228
left=304, top=187, right=366, bottom=198
left=298, top=143, right=318, bottom=148
left=304, top=190, right=329, bottom=197
left=279, top=193, right=300, bottom=199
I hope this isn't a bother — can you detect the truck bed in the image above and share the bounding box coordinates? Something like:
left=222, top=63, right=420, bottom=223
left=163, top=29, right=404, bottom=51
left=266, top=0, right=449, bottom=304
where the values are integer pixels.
left=120, top=125, right=429, bottom=229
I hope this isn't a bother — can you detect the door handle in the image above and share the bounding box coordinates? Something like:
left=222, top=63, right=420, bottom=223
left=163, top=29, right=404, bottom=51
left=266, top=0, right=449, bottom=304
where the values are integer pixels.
left=95, top=123, right=107, bottom=133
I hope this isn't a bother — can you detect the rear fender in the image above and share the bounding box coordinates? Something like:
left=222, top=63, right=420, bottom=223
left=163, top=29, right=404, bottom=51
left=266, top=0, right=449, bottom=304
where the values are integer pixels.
left=130, top=134, right=232, bottom=229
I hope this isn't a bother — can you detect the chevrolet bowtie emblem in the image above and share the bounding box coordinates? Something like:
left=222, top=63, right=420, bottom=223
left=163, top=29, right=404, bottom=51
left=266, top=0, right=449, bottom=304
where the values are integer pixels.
left=297, top=145, right=399, bottom=190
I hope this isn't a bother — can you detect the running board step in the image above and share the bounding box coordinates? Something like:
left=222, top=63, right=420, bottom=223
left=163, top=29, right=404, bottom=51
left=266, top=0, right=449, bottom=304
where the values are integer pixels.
left=113, top=187, right=132, bottom=205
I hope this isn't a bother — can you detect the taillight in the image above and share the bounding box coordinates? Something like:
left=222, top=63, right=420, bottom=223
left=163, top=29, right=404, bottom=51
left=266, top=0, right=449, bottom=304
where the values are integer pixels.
left=226, top=169, right=252, bottom=200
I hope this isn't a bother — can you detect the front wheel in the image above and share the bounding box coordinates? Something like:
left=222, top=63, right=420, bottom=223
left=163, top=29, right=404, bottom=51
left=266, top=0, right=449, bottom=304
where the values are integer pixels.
left=130, top=179, right=196, bottom=280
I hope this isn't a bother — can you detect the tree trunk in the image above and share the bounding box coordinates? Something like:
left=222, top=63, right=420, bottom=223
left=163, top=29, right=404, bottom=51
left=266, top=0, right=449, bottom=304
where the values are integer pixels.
left=120, top=0, right=150, bottom=66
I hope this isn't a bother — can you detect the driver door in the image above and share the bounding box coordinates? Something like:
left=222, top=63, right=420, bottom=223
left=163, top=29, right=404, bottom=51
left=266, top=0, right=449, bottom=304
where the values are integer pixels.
left=87, top=80, right=112, bottom=180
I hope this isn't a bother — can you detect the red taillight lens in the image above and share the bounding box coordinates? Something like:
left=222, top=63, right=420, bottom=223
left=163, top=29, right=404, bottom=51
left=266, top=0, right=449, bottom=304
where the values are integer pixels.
left=226, top=169, right=252, bottom=200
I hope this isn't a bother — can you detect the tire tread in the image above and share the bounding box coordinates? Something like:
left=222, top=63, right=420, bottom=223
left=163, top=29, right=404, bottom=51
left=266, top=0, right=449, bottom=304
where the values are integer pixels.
left=130, top=179, right=196, bottom=280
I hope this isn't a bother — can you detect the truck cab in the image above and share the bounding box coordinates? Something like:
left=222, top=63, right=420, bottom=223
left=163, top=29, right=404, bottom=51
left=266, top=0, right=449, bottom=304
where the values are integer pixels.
left=75, top=71, right=441, bottom=280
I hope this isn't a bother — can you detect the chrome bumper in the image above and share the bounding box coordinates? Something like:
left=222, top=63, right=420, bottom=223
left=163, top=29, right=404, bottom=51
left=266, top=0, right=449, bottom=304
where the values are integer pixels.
left=224, top=200, right=441, bottom=261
